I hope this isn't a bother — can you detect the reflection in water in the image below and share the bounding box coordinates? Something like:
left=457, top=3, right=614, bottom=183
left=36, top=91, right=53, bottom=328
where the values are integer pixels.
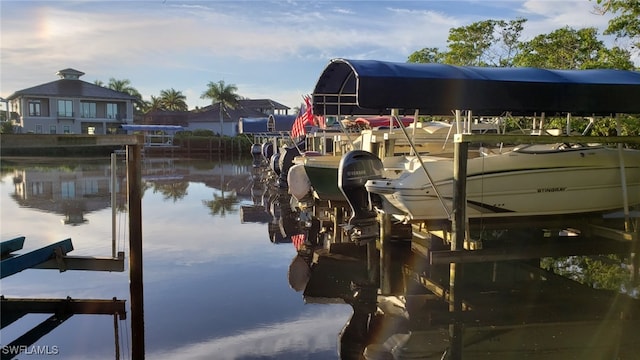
left=2, top=156, right=352, bottom=359
left=3, top=156, right=639, bottom=359
left=245, top=156, right=640, bottom=359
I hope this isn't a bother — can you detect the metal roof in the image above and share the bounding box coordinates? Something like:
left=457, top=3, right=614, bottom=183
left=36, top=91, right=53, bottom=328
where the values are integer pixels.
left=312, top=58, right=640, bottom=116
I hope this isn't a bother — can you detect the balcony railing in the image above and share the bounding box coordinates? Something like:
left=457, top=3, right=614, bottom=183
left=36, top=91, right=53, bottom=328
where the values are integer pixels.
left=57, top=112, right=74, bottom=118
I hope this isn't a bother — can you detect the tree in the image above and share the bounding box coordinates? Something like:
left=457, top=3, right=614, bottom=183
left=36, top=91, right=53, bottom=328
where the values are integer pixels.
left=445, top=20, right=498, bottom=66
left=200, top=80, right=240, bottom=109
left=496, top=18, right=527, bottom=67
left=1, top=121, right=14, bottom=134
left=513, top=26, right=634, bottom=69
left=594, top=0, right=640, bottom=52
left=407, top=47, right=444, bottom=63
left=152, top=181, right=189, bottom=202
left=202, top=189, right=238, bottom=217
left=107, top=78, right=146, bottom=114
left=145, top=95, right=165, bottom=113
left=200, top=80, right=240, bottom=145
left=159, top=88, right=188, bottom=111
left=408, top=18, right=527, bottom=66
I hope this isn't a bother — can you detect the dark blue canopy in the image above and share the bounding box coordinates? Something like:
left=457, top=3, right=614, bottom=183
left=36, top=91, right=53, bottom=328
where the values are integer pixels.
left=268, top=114, right=297, bottom=132
left=238, top=117, right=269, bottom=134
left=312, top=59, right=640, bottom=116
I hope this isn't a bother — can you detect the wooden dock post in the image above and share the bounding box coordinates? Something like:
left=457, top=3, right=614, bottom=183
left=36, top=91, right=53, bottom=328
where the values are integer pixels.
left=447, top=137, right=469, bottom=360
left=127, top=143, right=145, bottom=359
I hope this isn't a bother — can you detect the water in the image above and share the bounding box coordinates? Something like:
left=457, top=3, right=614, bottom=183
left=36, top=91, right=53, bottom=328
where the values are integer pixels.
left=2, top=155, right=639, bottom=360
left=0, top=156, right=351, bottom=360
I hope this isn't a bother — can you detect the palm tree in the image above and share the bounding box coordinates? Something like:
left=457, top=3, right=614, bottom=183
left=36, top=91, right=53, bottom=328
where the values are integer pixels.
left=202, top=189, right=238, bottom=217
left=144, top=95, right=165, bottom=113
left=159, top=88, right=188, bottom=111
left=200, top=80, right=240, bottom=147
left=107, top=78, right=145, bottom=114
left=152, top=181, right=189, bottom=202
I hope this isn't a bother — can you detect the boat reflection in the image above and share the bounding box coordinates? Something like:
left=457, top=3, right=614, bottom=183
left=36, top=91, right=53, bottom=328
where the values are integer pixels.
left=288, top=231, right=640, bottom=359
left=244, top=161, right=640, bottom=359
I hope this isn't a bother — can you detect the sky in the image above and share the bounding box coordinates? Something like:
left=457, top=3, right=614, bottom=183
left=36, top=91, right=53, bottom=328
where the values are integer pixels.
left=0, top=0, right=633, bottom=111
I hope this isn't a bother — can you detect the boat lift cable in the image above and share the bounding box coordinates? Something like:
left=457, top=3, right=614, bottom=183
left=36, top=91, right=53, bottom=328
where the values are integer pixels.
left=391, top=112, right=452, bottom=219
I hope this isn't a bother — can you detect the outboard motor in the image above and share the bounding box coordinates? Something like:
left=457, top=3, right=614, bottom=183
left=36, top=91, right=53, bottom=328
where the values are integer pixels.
left=262, top=142, right=274, bottom=163
left=251, top=143, right=263, bottom=167
left=338, top=150, right=384, bottom=243
left=277, top=144, right=303, bottom=189
left=269, top=153, right=281, bottom=176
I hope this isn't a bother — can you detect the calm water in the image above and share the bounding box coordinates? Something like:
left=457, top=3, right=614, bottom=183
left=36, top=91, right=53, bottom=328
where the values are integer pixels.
left=0, top=156, right=351, bottom=360
left=2, top=155, right=640, bottom=360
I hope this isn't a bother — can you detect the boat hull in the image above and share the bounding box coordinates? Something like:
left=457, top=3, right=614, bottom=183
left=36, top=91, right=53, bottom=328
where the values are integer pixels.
left=366, top=145, right=640, bottom=221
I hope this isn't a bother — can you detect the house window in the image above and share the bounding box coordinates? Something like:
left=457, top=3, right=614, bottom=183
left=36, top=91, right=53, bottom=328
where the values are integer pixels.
left=28, top=101, right=41, bottom=116
left=107, top=103, right=118, bottom=119
left=49, top=125, right=56, bottom=134
left=31, top=182, right=44, bottom=195
left=63, top=126, right=70, bottom=134
left=57, top=99, right=73, bottom=117
left=81, top=102, right=97, bottom=118
left=83, top=179, right=99, bottom=195
left=35, top=124, right=43, bottom=134
left=87, top=126, right=95, bottom=135
left=61, top=181, right=75, bottom=199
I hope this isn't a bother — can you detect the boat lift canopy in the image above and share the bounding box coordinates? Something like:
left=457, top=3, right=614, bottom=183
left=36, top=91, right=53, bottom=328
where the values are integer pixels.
left=312, top=58, right=640, bottom=116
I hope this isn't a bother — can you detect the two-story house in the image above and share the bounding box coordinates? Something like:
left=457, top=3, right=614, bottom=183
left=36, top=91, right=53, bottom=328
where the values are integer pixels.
left=6, top=68, right=136, bottom=135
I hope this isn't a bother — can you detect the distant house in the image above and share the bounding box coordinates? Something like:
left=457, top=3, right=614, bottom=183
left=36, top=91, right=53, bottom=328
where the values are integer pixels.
left=5, top=68, right=136, bottom=134
left=146, top=99, right=291, bottom=137
left=187, top=102, right=267, bottom=136
left=141, top=110, right=189, bottom=127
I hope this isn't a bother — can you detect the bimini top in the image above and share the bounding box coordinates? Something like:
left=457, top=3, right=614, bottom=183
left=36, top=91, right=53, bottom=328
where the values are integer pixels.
left=312, top=58, right=640, bottom=116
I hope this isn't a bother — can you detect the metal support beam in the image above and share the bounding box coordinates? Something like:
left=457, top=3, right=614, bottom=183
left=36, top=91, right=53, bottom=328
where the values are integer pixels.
left=0, top=297, right=127, bottom=319
left=430, top=239, right=632, bottom=264
left=1, top=237, right=25, bottom=257
left=33, top=251, right=125, bottom=272
left=0, top=239, right=73, bottom=279
left=1, top=313, right=72, bottom=360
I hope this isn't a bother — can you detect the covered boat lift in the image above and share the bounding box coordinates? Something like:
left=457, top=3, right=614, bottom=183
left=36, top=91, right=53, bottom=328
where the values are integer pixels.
left=311, top=59, right=640, bottom=359
left=312, top=58, right=640, bottom=116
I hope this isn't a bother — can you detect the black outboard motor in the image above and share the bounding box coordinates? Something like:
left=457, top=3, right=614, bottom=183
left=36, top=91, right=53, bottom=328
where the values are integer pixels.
left=269, top=152, right=281, bottom=176
left=251, top=143, right=263, bottom=167
left=277, top=145, right=303, bottom=189
left=262, top=142, right=274, bottom=163
left=338, top=150, right=384, bottom=243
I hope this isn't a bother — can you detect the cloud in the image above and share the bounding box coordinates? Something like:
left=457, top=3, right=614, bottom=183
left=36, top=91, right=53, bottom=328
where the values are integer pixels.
left=147, top=307, right=352, bottom=360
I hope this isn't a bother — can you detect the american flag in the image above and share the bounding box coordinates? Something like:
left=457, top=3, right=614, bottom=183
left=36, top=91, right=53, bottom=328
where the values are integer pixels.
left=291, top=233, right=305, bottom=250
left=291, top=95, right=313, bottom=139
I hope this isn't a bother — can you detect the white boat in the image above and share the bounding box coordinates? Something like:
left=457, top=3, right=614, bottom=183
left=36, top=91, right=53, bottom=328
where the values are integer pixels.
left=364, top=143, right=640, bottom=221
left=288, top=120, right=461, bottom=202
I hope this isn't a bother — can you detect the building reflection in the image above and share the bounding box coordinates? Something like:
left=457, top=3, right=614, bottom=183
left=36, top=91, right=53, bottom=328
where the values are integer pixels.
left=11, top=163, right=113, bottom=226
left=5, top=157, right=257, bottom=225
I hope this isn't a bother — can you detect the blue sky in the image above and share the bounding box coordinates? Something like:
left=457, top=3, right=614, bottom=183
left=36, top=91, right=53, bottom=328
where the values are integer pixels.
left=0, top=0, right=629, bottom=111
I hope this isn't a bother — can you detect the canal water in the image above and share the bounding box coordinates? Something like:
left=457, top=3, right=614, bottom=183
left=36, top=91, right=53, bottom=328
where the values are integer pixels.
left=2, top=155, right=639, bottom=359
left=0, top=156, right=352, bottom=359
